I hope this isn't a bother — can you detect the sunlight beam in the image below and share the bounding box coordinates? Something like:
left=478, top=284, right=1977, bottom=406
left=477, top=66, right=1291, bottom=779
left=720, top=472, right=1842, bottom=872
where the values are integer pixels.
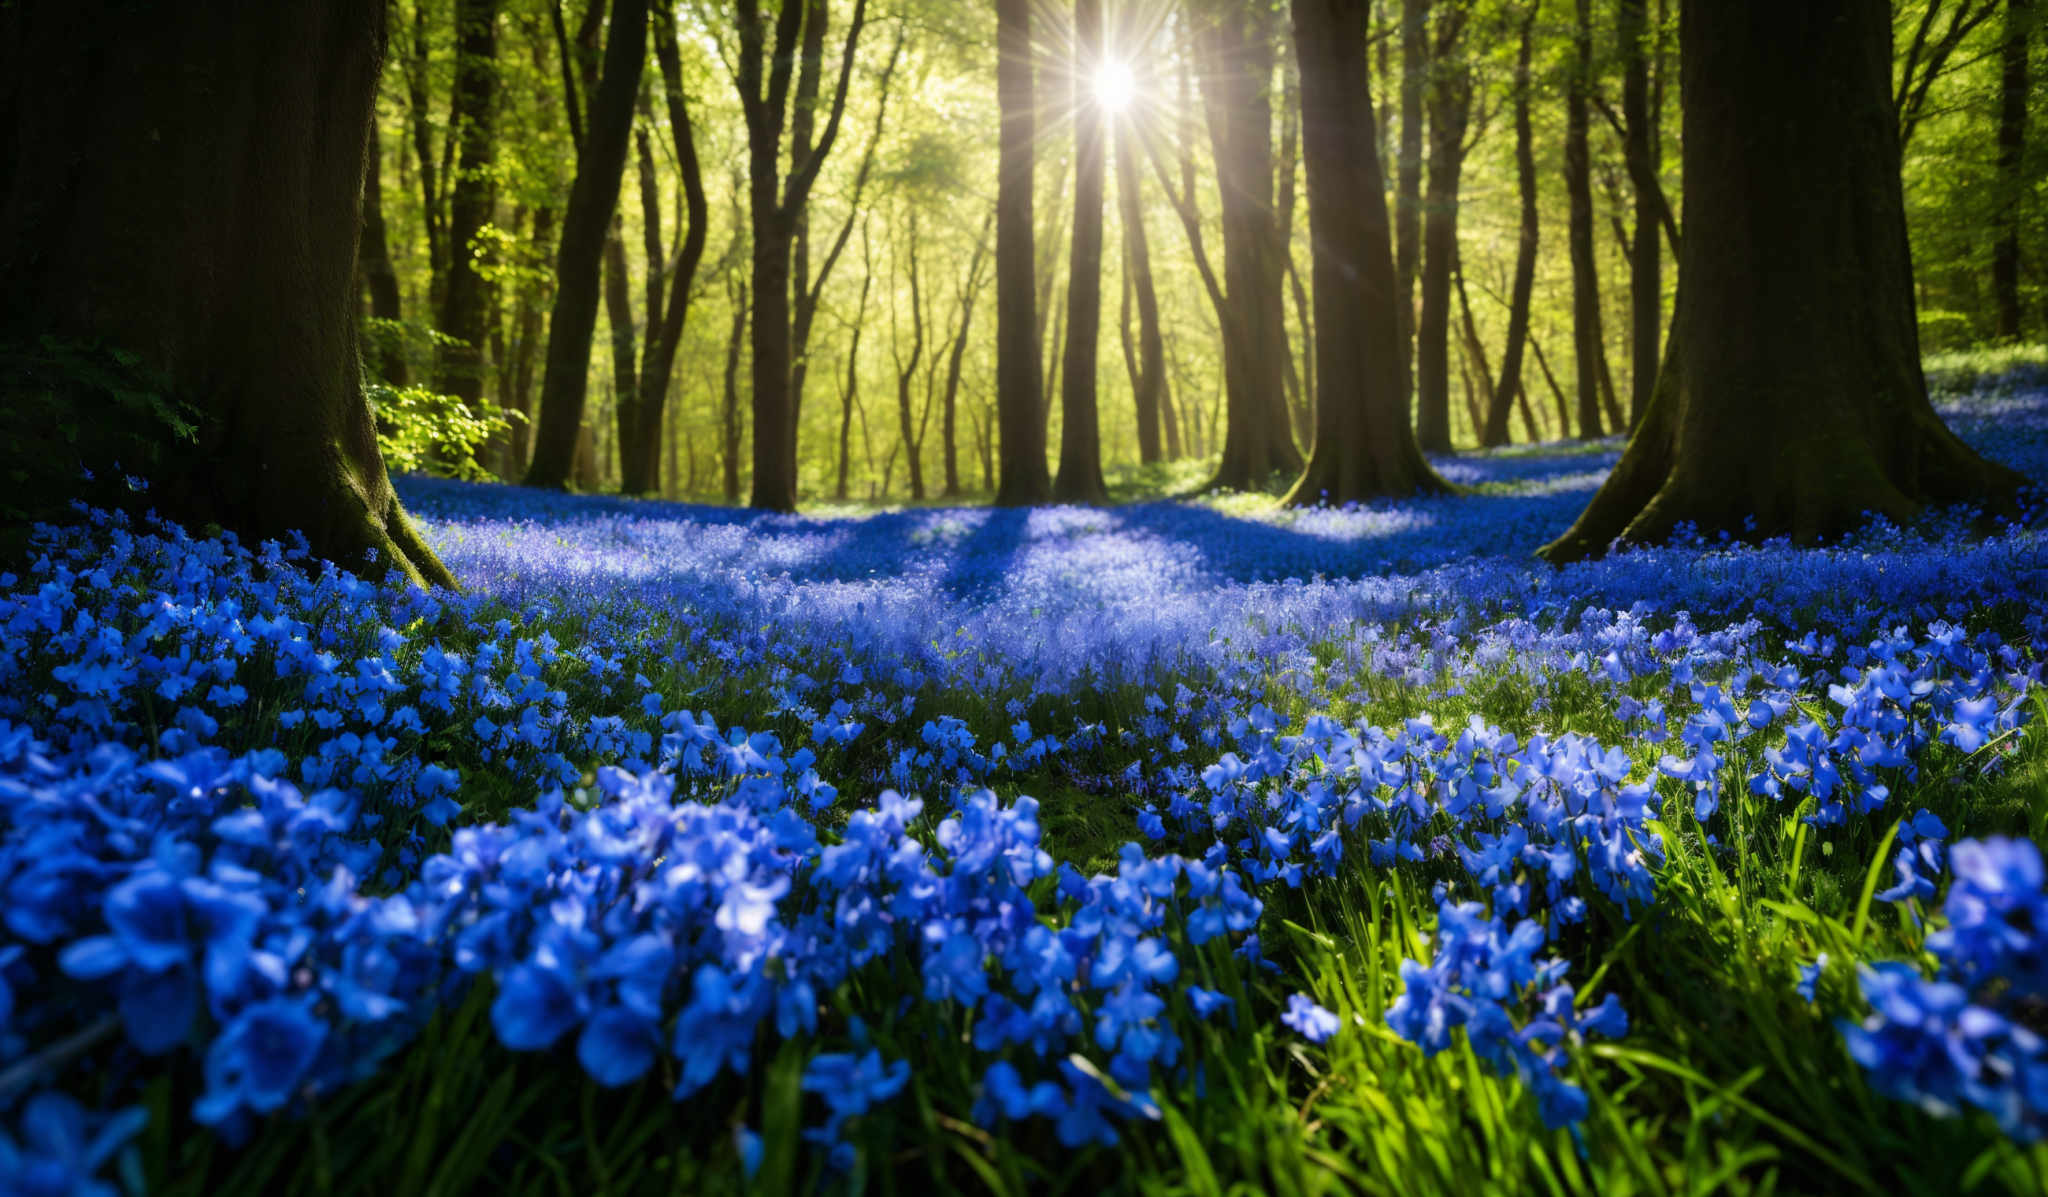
left=1092, top=59, right=1136, bottom=114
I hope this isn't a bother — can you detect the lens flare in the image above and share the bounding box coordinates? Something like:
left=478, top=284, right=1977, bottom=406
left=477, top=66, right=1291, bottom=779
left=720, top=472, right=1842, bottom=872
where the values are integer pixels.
left=1093, top=59, right=1136, bottom=114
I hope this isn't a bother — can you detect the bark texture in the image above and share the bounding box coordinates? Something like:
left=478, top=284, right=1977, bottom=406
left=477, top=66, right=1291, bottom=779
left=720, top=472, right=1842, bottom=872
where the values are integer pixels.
left=0, top=0, right=452, bottom=586
left=1541, top=0, right=2027, bottom=562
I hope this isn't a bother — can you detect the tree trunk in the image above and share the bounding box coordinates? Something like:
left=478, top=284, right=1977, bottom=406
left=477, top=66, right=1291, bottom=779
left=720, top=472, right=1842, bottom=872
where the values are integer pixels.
left=0, top=0, right=451, bottom=586
left=1995, top=0, right=2030, bottom=340
left=406, top=0, right=447, bottom=315
left=1116, top=117, right=1169, bottom=465
left=1532, top=334, right=1571, bottom=431
left=1284, top=0, right=1448, bottom=505
left=723, top=276, right=748, bottom=503
left=1565, top=0, right=1606, bottom=440
left=620, top=6, right=710, bottom=496
left=507, top=205, right=555, bottom=475
left=785, top=0, right=828, bottom=491
left=1454, top=246, right=1494, bottom=426
left=941, top=216, right=993, bottom=498
left=525, top=0, right=648, bottom=489
left=995, top=0, right=1052, bottom=504
left=892, top=213, right=928, bottom=501
left=1054, top=0, right=1111, bottom=504
left=837, top=228, right=872, bottom=502
left=1394, top=0, right=1431, bottom=405
left=1541, top=0, right=2026, bottom=562
left=1197, top=0, right=1302, bottom=491
left=788, top=17, right=905, bottom=498
left=1619, top=0, right=1662, bottom=426
left=602, top=215, right=638, bottom=453
left=360, top=121, right=409, bottom=386
left=436, top=0, right=500, bottom=422
left=736, top=0, right=871, bottom=511
left=1482, top=3, right=1539, bottom=448
left=1415, top=4, right=1470, bottom=454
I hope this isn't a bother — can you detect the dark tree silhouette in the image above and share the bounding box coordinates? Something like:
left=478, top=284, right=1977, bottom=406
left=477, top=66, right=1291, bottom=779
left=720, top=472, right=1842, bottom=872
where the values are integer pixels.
left=0, top=0, right=452, bottom=585
left=617, top=8, right=710, bottom=496
left=1542, top=0, right=2026, bottom=562
left=1414, top=0, right=1471, bottom=454
left=435, top=0, right=501, bottom=418
left=359, top=122, right=410, bottom=385
left=525, top=0, right=648, bottom=490
left=995, top=0, right=1052, bottom=504
left=1995, top=0, right=2030, bottom=339
left=733, top=0, right=869, bottom=511
left=1481, top=2, right=1540, bottom=448
left=1563, top=0, right=1606, bottom=440
left=1284, top=0, right=1447, bottom=505
left=1195, top=0, right=1301, bottom=492
left=1054, top=0, right=1111, bottom=505
left=1617, top=0, right=1661, bottom=426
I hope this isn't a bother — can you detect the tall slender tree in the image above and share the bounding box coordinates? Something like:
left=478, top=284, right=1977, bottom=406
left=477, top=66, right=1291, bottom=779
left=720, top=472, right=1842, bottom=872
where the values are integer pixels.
left=359, top=122, right=410, bottom=385
left=733, top=0, right=870, bottom=511
left=1564, top=0, right=1606, bottom=440
left=1055, top=0, right=1111, bottom=504
left=1414, top=0, right=1471, bottom=453
left=1394, top=0, right=1432, bottom=402
left=1481, top=1, right=1539, bottom=447
left=1618, top=0, right=1661, bottom=426
left=435, top=0, right=501, bottom=418
left=941, top=215, right=995, bottom=497
left=1193, top=0, right=1301, bottom=490
left=1, top=0, right=452, bottom=584
left=525, top=0, right=648, bottom=489
left=1285, top=0, right=1447, bottom=504
left=1117, top=112, right=1171, bottom=464
left=617, top=7, right=709, bottom=495
left=1542, top=0, right=2025, bottom=561
left=788, top=27, right=905, bottom=494
left=1995, top=0, right=2031, bottom=339
left=995, top=0, right=1052, bottom=504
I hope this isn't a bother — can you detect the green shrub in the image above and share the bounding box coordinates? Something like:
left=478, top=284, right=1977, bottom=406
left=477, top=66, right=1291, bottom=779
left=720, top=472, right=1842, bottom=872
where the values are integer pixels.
left=366, top=382, right=520, bottom=482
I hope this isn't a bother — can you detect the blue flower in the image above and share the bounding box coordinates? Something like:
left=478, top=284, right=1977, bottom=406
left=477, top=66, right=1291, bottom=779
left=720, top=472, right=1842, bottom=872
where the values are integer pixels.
left=1282, top=994, right=1340, bottom=1044
left=194, top=999, right=327, bottom=1124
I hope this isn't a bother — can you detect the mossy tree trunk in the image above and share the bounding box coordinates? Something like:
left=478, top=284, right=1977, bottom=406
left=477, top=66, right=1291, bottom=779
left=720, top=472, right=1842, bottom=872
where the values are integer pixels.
left=0, top=0, right=452, bottom=587
left=1540, top=0, right=2026, bottom=563
left=1284, top=0, right=1448, bottom=506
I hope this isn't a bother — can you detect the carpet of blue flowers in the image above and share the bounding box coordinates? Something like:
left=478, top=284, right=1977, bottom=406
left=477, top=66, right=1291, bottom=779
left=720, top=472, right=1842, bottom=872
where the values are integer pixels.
left=5, top=384, right=2048, bottom=1193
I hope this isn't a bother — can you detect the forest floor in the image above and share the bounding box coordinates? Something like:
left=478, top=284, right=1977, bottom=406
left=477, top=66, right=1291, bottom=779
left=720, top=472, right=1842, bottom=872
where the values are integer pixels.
left=4, top=365, right=2048, bottom=1194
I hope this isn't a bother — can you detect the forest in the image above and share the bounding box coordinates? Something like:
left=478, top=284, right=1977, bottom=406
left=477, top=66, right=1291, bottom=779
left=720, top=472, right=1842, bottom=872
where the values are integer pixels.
left=1, top=0, right=2047, bottom=1192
